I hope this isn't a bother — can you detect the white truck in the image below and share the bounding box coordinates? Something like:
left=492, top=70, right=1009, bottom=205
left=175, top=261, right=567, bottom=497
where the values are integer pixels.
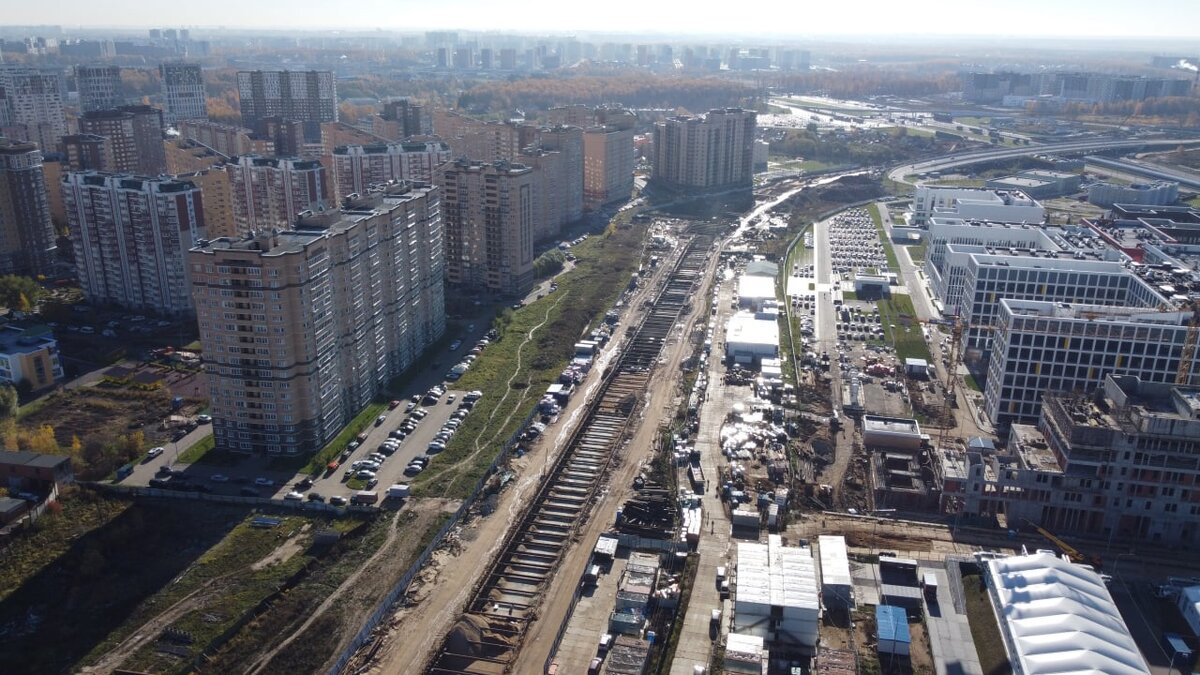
left=386, top=483, right=411, bottom=499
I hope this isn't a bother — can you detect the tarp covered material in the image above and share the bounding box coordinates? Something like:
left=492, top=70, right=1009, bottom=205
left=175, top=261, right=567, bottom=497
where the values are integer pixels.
left=986, top=551, right=1152, bottom=675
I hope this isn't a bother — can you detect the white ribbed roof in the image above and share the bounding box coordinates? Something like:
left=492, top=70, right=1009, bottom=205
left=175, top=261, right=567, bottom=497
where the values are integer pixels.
left=986, top=551, right=1151, bottom=675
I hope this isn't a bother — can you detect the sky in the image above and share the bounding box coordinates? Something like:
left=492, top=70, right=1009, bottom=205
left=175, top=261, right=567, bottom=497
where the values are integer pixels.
left=12, top=0, right=1200, bottom=38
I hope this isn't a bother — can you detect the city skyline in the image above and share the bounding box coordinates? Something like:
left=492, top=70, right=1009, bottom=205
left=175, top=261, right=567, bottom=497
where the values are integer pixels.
left=9, top=0, right=1200, bottom=39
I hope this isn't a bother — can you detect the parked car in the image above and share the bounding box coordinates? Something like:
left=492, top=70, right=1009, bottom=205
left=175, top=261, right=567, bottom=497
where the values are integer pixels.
left=284, top=491, right=304, bottom=501
left=197, top=414, right=212, bottom=424
left=147, top=446, right=164, bottom=459
left=307, top=492, right=325, bottom=502
left=254, top=477, right=274, bottom=487
left=329, top=495, right=348, bottom=506
left=210, top=474, right=229, bottom=483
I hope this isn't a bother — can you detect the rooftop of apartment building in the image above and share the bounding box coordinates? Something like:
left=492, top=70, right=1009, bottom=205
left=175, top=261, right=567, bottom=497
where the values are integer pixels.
left=0, top=324, right=56, bottom=355
left=67, top=170, right=198, bottom=193
left=1034, top=375, right=1200, bottom=448
left=195, top=181, right=435, bottom=257
left=332, top=139, right=450, bottom=155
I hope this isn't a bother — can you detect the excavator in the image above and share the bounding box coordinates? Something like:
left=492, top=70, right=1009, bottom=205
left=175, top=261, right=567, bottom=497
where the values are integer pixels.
left=1024, top=519, right=1103, bottom=569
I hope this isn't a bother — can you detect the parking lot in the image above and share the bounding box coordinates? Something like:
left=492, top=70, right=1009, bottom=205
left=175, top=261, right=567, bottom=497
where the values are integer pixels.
left=828, top=208, right=888, bottom=276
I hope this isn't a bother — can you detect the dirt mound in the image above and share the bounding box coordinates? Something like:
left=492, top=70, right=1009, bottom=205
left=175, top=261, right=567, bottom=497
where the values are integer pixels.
left=444, top=615, right=493, bottom=657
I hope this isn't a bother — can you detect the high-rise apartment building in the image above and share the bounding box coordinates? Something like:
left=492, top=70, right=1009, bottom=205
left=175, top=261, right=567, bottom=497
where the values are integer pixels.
left=179, top=119, right=260, bottom=158
left=236, top=70, right=337, bottom=142
left=229, top=155, right=328, bottom=233
left=540, top=124, right=584, bottom=224
left=189, top=183, right=445, bottom=456
left=178, top=167, right=236, bottom=238
left=59, top=133, right=112, bottom=171
left=159, top=62, right=207, bottom=125
left=64, top=171, right=205, bottom=315
left=0, top=66, right=67, bottom=153
left=77, top=106, right=166, bottom=176
left=74, top=64, right=122, bottom=112
left=437, top=159, right=535, bottom=296
left=583, top=124, right=635, bottom=210
left=331, top=140, right=451, bottom=201
left=652, top=108, right=756, bottom=192
left=371, top=98, right=431, bottom=140
left=0, top=139, right=57, bottom=275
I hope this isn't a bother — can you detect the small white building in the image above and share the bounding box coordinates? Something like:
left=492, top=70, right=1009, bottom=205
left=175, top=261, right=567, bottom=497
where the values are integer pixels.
left=737, top=275, right=777, bottom=311
left=817, top=535, right=854, bottom=612
left=862, top=415, right=923, bottom=450
left=725, top=312, right=779, bottom=367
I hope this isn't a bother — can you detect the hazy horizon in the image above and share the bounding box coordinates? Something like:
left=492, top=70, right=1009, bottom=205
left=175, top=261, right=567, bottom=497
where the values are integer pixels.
left=10, top=0, right=1200, bottom=40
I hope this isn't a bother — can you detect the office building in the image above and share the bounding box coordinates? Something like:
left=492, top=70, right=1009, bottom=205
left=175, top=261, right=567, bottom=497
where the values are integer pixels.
left=652, top=108, right=756, bottom=192
left=950, top=374, right=1200, bottom=549
left=0, top=325, right=62, bottom=391
left=236, top=70, right=337, bottom=142
left=985, top=171, right=1083, bottom=200
left=229, top=155, right=328, bottom=233
left=74, top=64, right=122, bottom=112
left=0, top=139, right=58, bottom=275
left=189, top=183, right=444, bottom=456
left=159, top=62, right=206, bottom=125
left=64, top=171, right=205, bottom=315
left=984, top=299, right=1196, bottom=425
left=583, top=124, right=635, bottom=209
left=1088, top=181, right=1180, bottom=209
left=437, top=159, right=535, bottom=296
left=77, top=105, right=166, bottom=176
left=0, top=66, right=67, bottom=153
left=331, top=140, right=451, bottom=201
left=909, top=186, right=1044, bottom=228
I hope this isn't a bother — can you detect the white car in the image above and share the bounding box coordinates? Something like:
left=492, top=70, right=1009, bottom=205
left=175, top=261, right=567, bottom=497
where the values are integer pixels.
left=254, top=477, right=274, bottom=487
left=283, top=491, right=304, bottom=501
left=147, top=446, right=165, bottom=459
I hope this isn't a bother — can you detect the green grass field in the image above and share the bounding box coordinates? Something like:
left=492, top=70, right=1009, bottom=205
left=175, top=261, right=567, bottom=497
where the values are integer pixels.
left=869, top=203, right=901, bottom=271
left=176, top=433, right=215, bottom=464
left=961, top=573, right=1014, bottom=675
left=877, top=295, right=932, bottom=362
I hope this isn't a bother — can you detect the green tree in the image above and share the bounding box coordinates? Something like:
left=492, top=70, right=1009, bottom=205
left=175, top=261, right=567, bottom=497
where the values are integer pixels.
left=533, top=250, right=566, bottom=279
left=0, top=275, right=43, bottom=310
left=0, top=384, right=17, bottom=421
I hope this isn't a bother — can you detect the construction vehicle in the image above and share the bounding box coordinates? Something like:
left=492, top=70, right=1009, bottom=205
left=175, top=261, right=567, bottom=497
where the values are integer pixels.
left=1024, top=518, right=1102, bottom=569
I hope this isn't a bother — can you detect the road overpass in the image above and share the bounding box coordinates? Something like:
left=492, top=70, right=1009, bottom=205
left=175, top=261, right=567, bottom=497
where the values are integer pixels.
left=888, top=137, right=1200, bottom=185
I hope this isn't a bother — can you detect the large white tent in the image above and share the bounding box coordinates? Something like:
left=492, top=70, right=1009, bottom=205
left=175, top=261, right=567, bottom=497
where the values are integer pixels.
left=985, top=551, right=1151, bottom=675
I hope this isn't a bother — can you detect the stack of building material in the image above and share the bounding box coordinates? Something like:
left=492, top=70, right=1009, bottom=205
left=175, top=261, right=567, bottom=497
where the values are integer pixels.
left=725, top=633, right=768, bottom=674
left=731, top=507, right=761, bottom=530
left=618, top=489, right=675, bottom=538
left=680, top=503, right=702, bottom=546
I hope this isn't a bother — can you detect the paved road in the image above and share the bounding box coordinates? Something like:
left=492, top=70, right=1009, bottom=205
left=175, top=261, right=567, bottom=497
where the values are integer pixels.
left=887, top=137, right=1200, bottom=186
left=922, top=564, right=983, bottom=675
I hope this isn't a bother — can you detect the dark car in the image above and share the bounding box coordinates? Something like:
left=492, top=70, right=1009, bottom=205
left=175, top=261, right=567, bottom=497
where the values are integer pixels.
left=295, top=477, right=314, bottom=490
left=307, top=492, right=325, bottom=502
left=239, top=487, right=259, bottom=497
left=329, top=495, right=348, bottom=506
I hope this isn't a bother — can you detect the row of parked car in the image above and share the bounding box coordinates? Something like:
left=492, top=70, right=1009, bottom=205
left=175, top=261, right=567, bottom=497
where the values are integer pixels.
left=446, top=330, right=498, bottom=381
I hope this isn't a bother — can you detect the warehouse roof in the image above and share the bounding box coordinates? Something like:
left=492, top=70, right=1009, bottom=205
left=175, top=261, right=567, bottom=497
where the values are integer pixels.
left=986, top=551, right=1151, bottom=675
left=818, top=535, right=853, bottom=589
left=738, top=275, right=776, bottom=301
left=726, top=312, right=779, bottom=348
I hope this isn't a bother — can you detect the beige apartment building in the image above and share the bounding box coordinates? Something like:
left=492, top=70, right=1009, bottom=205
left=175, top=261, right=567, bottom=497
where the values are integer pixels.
left=437, top=159, right=535, bottom=296
left=583, top=124, right=635, bottom=210
left=229, top=155, right=328, bottom=233
left=189, top=183, right=444, bottom=456
left=331, top=140, right=452, bottom=201
left=652, top=108, right=756, bottom=192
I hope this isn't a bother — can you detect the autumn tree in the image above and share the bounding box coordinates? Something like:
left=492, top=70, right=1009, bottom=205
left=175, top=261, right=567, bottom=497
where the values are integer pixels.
left=0, top=275, right=43, bottom=310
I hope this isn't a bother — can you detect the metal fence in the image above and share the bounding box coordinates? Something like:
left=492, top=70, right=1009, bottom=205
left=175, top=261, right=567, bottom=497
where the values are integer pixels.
left=326, top=407, right=537, bottom=675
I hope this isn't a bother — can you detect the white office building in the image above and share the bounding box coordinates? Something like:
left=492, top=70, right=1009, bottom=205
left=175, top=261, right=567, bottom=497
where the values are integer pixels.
left=1088, top=181, right=1180, bottom=208
left=909, top=186, right=1044, bottom=227
left=985, top=299, right=1194, bottom=425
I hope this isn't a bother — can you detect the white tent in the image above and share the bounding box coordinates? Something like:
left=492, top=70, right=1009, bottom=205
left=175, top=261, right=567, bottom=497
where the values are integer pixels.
left=985, top=551, right=1151, bottom=675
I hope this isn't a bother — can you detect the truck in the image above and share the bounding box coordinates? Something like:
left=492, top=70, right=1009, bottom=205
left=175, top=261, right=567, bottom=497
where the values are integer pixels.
left=386, top=484, right=411, bottom=499
left=688, top=463, right=707, bottom=494
left=350, top=490, right=379, bottom=505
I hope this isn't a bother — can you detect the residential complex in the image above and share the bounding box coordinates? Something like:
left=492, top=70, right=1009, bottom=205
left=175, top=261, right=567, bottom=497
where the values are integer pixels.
left=236, top=70, right=337, bottom=141
left=0, top=139, right=58, bottom=276
left=437, top=159, right=535, bottom=296
left=984, top=300, right=1195, bottom=425
left=159, top=62, right=207, bottom=125
left=64, top=171, right=206, bottom=315
left=229, top=155, right=328, bottom=233
left=0, top=325, right=62, bottom=391
left=74, top=64, right=122, bottom=112
left=947, top=374, right=1200, bottom=549
left=0, top=66, right=67, bottom=153
left=179, top=119, right=264, bottom=158
left=540, top=124, right=584, bottom=221
left=188, top=182, right=445, bottom=456
left=909, top=186, right=1044, bottom=228
left=59, top=133, right=112, bottom=171
left=77, top=105, right=166, bottom=176
left=331, top=140, right=452, bottom=201
left=965, top=70, right=1193, bottom=104
left=652, top=108, right=756, bottom=192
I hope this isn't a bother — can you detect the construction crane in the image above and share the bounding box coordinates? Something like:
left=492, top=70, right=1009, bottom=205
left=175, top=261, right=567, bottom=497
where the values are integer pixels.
left=1023, top=518, right=1103, bottom=569
left=1177, top=302, right=1200, bottom=386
